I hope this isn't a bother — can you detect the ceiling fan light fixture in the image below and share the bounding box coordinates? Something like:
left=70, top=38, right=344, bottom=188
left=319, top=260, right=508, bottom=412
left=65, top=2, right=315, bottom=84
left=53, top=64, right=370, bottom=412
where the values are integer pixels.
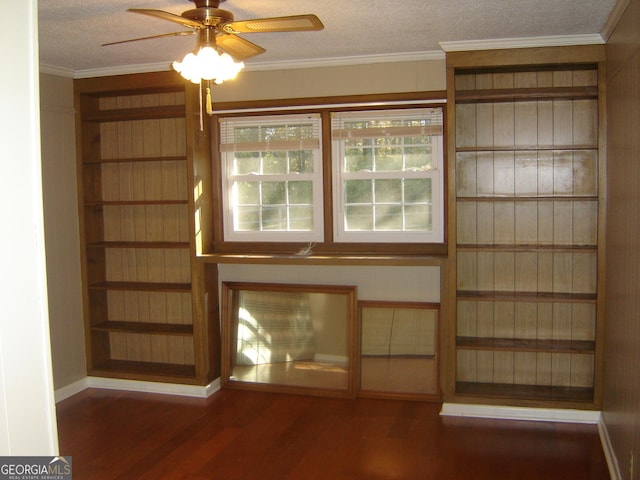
left=172, top=46, right=244, bottom=84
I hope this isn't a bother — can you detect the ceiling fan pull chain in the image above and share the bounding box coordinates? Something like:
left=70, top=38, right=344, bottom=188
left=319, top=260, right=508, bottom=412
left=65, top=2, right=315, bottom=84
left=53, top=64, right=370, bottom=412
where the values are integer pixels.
left=199, top=80, right=204, bottom=131
left=206, top=83, right=213, bottom=116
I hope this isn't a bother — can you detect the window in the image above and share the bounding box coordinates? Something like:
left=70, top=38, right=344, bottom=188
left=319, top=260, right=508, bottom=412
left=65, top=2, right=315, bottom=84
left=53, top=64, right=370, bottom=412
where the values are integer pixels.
left=332, top=108, right=444, bottom=243
left=220, top=114, right=323, bottom=242
left=217, top=103, right=445, bottom=247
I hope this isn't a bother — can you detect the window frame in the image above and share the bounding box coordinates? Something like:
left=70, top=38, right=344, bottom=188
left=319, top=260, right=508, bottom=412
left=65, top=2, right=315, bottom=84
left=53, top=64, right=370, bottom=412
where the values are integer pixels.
left=219, top=113, right=324, bottom=243
left=331, top=108, right=444, bottom=243
left=211, top=94, right=447, bottom=256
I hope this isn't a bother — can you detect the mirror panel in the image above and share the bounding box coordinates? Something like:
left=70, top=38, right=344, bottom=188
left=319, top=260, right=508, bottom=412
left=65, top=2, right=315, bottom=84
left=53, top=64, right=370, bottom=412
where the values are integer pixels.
left=222, top=282, right=357, bottom=397
left=359, top=301, right=440, bottom=400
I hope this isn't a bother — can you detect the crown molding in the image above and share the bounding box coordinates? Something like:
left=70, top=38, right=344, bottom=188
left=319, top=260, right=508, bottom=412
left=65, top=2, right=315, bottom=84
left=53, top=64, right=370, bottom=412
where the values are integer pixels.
left=600, top=0, right=631, bottom=42
left=55, top=51, right=445, bottom=79
left=242, top=50, right=445, bottom=71
left=439, top=34, right=605, bottom=52
left=71, top=61, right=173, bottom=79
left=39, top=64, right=75, bottom=78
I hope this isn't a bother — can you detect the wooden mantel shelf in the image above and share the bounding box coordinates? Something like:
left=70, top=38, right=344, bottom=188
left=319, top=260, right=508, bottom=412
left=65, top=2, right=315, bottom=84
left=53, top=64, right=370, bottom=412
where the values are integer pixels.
left=198, top=253, right=444, bottom=267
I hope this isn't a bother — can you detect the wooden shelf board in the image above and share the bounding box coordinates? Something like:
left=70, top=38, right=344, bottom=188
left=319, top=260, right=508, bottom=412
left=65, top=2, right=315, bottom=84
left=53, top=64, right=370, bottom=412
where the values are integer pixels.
left=90, top=359, right=196, bottom=380
left=455, top=382, right=594, bottom=403
left=456, top=290, right=597, bottom=303
left=89, top=281, right=192, bottom=293
left=87, top=241, right=190, bottom=249
left=456, top=145, right=598, bottom=152
left=456, top=244, right=597, bottom=253
left=83, top=104, right=186, bottom=122
left=361, top=354, right=436, bottom=359
left=92, top=321, right=193, bottom=336
left=455, top=86, right=598, bottom=103
left=456, top=195, right=598, bottom=202
left=85, top=199, right=188, bottom=206
left=84, top=155, right=187, bottom=164
left=456, top=336, right=595, bottom=353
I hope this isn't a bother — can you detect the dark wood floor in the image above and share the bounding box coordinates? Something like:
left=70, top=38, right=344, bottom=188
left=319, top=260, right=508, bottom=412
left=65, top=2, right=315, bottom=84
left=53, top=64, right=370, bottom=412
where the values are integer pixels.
left=56, top=388, right=610, bottom=479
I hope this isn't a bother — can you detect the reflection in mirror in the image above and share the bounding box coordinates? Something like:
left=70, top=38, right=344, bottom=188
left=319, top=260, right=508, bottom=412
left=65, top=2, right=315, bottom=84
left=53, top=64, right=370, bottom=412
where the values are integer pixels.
left=359, top=301, right=440, bottom=400
left=222, top=282, right=357, bottom=397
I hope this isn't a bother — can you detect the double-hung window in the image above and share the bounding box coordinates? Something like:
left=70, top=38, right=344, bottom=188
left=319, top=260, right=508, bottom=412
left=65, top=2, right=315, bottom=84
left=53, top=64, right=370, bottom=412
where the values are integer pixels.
left=331, top=108, right=444, bottom=243
left=220, top=114, right=324, bottom=242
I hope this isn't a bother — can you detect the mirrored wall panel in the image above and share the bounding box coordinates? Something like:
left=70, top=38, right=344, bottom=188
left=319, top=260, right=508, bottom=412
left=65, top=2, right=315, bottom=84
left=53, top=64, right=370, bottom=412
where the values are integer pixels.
left=359, top=301, right=440, bottom=400
left=222, top=282, right=357, bottom=397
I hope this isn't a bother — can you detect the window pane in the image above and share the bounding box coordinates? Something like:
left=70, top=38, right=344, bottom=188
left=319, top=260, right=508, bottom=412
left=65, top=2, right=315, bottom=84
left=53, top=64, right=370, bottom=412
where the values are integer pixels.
left=288, top=181, right=312, bottom=205
left=289, top=150, right=314, bottom=173
left=262, top=206, right=287, bottom=230
left=375, top=179, right=402, bottom=203
left=234, top=152, right=260, bottom=175
left=236, top=206, right=259, bottom=231
left=261, top=182, right=286, bottom=205
left=263, top=152, right=287, bottom=174
left=404, top=178, right=430, bottom=203
left=289, top=206, right=313, bottom=230
left=346, top=179, right=372, bottom=204
left=345, top=205, right=373, bottom=230
left=374, top=146, right=403, bottom=172
left=405, top=145, right=432, bottom=171
left=405, top=205, right=431, bottom=231
left=236, top=181, right=259, bottom=205
left=345, top=146, right=373, bottom=172
left=375, top=205, right=403, bottom=230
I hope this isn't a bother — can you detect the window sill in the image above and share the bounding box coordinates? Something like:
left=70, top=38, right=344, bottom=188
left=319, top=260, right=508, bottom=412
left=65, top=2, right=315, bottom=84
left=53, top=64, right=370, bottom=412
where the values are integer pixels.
left=198, top=253, right=446, bottom=266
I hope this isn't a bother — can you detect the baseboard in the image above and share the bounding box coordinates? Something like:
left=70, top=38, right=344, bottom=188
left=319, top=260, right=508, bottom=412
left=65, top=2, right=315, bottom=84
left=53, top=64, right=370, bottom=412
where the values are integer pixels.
left=55, top=377, right=221, bottom=402
left=598, top=416, right=622, bottom=480
left=54, top=378, right=90, bottom=403
left=440, top=402, right=601, bottom=424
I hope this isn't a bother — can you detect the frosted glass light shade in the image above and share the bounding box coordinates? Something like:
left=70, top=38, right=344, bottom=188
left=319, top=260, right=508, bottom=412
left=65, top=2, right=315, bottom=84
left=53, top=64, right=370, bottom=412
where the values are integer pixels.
left=172, top=47, right=244, bottom=84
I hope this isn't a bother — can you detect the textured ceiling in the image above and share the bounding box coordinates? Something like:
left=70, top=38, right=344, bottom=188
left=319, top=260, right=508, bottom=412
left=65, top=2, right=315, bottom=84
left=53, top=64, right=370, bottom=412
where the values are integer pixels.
left=38, top=0, right=618, bottom=76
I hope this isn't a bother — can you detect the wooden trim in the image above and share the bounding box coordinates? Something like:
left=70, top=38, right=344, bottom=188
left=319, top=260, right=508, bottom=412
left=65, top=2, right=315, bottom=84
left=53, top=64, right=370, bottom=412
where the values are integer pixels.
left=446, top=45, right=606, bottom=69
left=457, top=290, right=597, bottom=303
left=82, top=104, right=186, bottom=122
left=199, top=253, right=446, bottom=267
left=455, top=86, right=598, bottom=103
left=88, top=281, right=192, bottom=293
left=211, top=90, right=447, bottom=113
left=455, top=382, right=595, bottom=403
left=456, top=336, right=595, bottom=354
left=74, top=71, right=186, bottom=95
left=92, top=321, right=193, bottom=336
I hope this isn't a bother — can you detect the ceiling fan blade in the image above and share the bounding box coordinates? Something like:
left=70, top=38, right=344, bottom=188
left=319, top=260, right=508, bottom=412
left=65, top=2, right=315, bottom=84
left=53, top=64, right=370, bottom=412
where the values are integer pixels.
left=102, top=30, right=196, bottom=47
left=216, top=34, right=266, bottom=61
left=223, top=14, right=324, bottom=34
left=128, top=8, right=204, bottom=29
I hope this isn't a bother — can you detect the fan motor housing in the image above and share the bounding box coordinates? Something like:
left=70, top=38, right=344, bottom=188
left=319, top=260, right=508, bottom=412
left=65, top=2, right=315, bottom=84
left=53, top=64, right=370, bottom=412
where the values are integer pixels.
left=190, top=0, right=226, bottom=7
left=183, top=7, right=234, bottom=26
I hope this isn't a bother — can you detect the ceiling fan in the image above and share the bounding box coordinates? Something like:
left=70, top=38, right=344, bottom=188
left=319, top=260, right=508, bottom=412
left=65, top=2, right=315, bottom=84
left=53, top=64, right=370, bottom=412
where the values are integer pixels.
left=104, top=0, right=325, bottom=62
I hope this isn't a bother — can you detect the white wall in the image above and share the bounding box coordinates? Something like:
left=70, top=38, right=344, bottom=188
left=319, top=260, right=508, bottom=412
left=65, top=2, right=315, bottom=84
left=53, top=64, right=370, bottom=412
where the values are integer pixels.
left=0, top=0, right=59, bottom=455
left=218, top=264, right=440, bottom=303
left=40, top=73, right=87, bottom=390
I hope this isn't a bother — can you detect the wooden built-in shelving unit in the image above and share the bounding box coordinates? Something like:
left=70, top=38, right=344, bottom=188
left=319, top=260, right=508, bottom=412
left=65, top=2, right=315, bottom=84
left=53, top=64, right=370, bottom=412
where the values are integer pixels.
left=446, top=46, right=606, bottom=408
left=75, top=73, right=219, bottom=385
